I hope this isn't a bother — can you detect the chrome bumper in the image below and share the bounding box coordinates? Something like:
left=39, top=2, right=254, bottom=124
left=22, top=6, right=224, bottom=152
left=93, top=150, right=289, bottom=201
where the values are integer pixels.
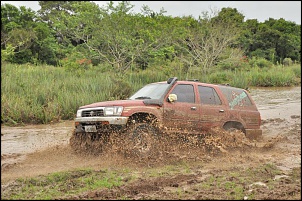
left=74, top=117, right=129, bottom=133
left=75, top=116, right=129, bottom=125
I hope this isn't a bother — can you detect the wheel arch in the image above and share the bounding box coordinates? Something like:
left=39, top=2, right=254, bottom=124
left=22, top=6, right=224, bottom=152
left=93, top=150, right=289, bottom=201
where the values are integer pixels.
left=223, top=121, right=246, bottom=134
left=127, top=112, right=159, bottom=125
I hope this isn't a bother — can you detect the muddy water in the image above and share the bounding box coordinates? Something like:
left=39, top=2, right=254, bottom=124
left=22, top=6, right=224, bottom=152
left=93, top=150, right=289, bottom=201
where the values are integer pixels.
left=1, top=121, right=74, bottom=156
left=1, top=87, right=301, bottom=157
left=250, top=86, right=301, bottom=122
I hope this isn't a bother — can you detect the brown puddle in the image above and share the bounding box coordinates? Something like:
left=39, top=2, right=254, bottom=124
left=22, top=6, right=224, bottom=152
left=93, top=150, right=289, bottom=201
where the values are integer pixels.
left=1, top=121, right=73, bottom=156
left=250, top=86, right=301, bottom=122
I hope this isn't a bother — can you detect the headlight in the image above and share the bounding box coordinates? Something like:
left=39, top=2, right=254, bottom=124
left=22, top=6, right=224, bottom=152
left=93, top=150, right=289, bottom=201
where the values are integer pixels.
left=76, top=109, right=82, bottom=117
left=104, top=106, right=123, bottom=116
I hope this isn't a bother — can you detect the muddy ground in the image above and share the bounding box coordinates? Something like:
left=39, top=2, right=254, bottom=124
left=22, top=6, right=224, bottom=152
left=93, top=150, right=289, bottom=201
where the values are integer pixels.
left=1, top=87, right=301, bottom=200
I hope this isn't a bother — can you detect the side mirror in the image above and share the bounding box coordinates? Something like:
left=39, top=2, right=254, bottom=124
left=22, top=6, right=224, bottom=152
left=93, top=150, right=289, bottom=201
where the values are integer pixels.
left=168, top=94, right=177, bottom=103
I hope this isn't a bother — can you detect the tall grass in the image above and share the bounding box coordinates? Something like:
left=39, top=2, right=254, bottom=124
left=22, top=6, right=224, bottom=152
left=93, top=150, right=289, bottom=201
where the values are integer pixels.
left=1, top=63, right=300, bottom=125
left=204, top=64, right=300, bottom=88
left=1, top=64, right=129, bottom=124
left=249, top=65, right=298, bottom=87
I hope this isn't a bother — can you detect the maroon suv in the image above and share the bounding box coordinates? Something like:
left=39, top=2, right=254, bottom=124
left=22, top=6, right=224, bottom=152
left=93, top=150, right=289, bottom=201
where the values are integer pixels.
left=71, top=77, right=262, bottom=153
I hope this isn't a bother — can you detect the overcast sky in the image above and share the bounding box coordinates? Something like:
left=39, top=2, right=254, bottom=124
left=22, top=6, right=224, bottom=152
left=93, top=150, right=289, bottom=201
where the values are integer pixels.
left=1, top=1, right=301, bottom=24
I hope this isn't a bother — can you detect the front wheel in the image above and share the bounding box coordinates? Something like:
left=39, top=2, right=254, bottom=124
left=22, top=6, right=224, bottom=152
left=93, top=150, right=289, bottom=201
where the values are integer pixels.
left=125, top=123, right=162, bottom=158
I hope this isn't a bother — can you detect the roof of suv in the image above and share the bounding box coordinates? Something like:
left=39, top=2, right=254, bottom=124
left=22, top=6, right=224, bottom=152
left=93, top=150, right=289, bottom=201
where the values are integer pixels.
left=156, top=79, right=241, bottom=91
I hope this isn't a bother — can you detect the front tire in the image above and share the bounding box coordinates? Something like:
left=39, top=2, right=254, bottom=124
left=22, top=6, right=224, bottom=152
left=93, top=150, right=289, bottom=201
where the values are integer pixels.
left=126, top=123, right=161, bottom=158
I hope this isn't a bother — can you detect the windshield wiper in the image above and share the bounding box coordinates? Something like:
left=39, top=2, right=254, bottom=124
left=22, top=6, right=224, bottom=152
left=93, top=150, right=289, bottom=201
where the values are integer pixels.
left=135, top=96, right=151, bottom=100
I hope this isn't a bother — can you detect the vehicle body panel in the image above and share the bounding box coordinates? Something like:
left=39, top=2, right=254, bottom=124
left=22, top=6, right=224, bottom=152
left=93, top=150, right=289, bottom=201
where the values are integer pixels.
left=74, top=78, right=262, bottom=139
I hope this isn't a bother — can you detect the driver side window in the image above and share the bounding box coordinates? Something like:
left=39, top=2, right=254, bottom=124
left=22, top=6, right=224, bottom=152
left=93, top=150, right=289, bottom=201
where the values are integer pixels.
left=171, top=84, right=195, bottom=103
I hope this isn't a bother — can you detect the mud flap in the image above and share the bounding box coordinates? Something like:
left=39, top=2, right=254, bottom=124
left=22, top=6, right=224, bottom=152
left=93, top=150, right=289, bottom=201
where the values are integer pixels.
left=245, top=129, right=262, bottom=140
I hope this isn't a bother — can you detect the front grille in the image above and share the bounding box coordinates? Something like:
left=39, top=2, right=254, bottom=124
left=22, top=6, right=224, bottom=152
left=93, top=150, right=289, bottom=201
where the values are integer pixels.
left=82, top=109, right=104, bottom=117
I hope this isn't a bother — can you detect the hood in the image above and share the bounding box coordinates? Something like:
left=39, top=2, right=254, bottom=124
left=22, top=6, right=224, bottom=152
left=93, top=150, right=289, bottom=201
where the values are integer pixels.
left=79, top=99, right=146, bottom=109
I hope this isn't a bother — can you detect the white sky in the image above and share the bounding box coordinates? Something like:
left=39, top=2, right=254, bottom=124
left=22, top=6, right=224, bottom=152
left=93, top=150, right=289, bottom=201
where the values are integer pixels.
left=1, top=1, right=301, bottom=25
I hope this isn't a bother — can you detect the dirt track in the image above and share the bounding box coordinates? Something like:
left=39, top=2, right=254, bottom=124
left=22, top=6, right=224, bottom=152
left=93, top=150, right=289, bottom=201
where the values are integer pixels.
left=1, top=87, right=301, bottom=200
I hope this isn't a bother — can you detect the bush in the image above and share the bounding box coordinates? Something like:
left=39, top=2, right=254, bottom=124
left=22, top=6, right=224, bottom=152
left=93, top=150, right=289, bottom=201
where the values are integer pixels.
left=249, top=57, right=273, bottom=69
left=1, top=44, right=15, bottom=63
left=208, top=71, right=229, bottom=84
left=108, top=75, right=133, bottom=100
left=217, top=57, right=250, bottom=71
left=283, top=58, right=293, bottom=66
left=60, top=57, right=92, bottom=71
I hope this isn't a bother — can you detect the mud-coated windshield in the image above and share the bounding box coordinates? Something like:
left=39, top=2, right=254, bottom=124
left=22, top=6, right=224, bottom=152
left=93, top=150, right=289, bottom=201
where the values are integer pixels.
left=129, top=83, right=170, bottom=100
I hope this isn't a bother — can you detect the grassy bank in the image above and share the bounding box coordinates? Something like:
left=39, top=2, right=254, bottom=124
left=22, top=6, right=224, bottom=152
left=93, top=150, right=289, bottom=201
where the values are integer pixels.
left=1, top=63, right=300, bottom=125
left=1, top=162, right=300, bottom=200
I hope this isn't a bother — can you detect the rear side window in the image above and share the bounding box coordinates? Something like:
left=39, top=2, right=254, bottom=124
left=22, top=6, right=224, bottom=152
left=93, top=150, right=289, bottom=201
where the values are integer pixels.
left=198, top=86, right=221, bottom=105
left=219, top=86, right=252, bottom=109
left=171, top=84, right=195, bottom=103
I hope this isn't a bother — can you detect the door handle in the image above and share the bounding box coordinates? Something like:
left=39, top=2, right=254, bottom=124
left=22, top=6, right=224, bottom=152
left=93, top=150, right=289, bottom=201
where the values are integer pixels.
left=191, top=107, right=197, bottom=110
left=219, top=109, right=224, bottom=113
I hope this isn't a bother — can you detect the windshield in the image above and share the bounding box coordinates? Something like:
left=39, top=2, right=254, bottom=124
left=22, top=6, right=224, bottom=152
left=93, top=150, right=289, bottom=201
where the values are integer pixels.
left=129, top=83, right=170, bottom=100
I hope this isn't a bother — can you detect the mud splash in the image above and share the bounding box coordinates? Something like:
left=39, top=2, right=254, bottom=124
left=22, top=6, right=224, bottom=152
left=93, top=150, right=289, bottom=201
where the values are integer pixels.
left=69, top=127, right=254, bottom=165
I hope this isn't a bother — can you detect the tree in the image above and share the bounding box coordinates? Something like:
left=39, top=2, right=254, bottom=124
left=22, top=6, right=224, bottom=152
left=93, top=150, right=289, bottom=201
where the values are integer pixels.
left=212, top=7, right=244, bottom=26
left=32, top=22, right=61, bottom=65
left=54, top=1, right=177, bottom=71
left=1, top=3, right=38, bottom=63
left=177, top=8, right=242, bottom=75
left=265, top=18, right=301, bottom=62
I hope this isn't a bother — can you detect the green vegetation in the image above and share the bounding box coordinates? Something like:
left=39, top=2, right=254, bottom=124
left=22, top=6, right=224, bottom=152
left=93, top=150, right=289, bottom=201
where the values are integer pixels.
left=2, top=163, right=299, bottom=200
left=1, top=62, right=300, bottom=125
left=2, top=168, right=124, bottom=200
left=194, top=164, right=295, bottom=200
left=1, top=2, right=300, bottom=68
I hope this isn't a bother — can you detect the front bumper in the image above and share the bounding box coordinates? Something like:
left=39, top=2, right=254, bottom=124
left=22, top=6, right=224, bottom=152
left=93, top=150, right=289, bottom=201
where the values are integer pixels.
left=75, top=116, right=129, bottom=124
left=74, top=116, right=129, bottom=133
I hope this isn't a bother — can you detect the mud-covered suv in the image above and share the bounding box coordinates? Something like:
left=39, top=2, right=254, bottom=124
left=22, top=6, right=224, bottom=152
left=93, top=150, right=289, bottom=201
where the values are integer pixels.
left=71, top=77, right=262, bottom=153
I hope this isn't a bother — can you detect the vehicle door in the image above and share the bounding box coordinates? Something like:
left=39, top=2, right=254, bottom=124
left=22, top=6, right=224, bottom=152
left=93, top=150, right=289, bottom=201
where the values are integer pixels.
left=163, top=83, right=201, bottom=132
left=197, top=85, right=229, bottom=130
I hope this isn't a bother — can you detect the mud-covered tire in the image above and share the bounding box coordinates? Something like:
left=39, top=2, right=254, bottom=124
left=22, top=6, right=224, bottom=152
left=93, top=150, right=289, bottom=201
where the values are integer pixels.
left=223, top=122, right=246, bottom=134
left=69, top=129, right=109, bottom=155
left=125, top=123, right=162, bottom=158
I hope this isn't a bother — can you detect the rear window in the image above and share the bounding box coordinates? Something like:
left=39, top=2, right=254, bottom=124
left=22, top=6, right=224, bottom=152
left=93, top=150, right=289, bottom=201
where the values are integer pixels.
left=219, top=86, right=252, bottom=109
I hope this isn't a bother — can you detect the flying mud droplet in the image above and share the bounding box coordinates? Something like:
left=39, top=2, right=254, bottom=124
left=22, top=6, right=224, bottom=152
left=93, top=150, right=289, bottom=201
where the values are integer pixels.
left=69, top=127, right=257, bottom=165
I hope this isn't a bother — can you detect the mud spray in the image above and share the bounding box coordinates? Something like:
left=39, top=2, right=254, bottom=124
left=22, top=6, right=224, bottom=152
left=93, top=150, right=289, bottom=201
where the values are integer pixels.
left=69, top=127, right=262, bottom=167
